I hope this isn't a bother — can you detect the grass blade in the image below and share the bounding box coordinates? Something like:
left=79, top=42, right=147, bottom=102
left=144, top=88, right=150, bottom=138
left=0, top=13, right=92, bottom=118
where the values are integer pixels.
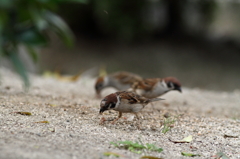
left=8, top=50, right=30, bottom=88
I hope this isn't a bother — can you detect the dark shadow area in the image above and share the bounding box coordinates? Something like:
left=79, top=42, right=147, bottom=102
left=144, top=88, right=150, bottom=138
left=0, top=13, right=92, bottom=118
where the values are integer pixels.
left=39, top=0, right=240, bottom=91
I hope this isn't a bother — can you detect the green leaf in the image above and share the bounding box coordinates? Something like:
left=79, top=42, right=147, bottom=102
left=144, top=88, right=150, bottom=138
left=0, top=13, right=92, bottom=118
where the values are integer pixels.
left=17, top=28, right=48, bottom=46
left=146, top=143, right=156, bottom=150
left=215, top=152, right=229, bottom=159
left=8, top=51, right=30, bottom=88
left=25, top=45, right=38, bottom=63
left=44, top=11, right=74, bottom=47
left=36, top=0, right=53, bottom=3
left=67, top=0, right=89, bottom=3
left=0, top=12, right=8, bottom=54
left=35, top=120, right=49, bottom=123
left=156, top=148, right=163, bottom=153
left=0, top=11, right=8, bottom=28
left=145, top=143, right=163, bottom=152
left=128, top=147, right=142, bottom=154
left=181, top=135, right=193, bottom=142
left=162, top=117, right=176, bottom=134
left=118, top=141, right=133, bottom=145
left=0, top=0, right=14, bottom=9
left=181, top=152, right=200, bottom=157
left=118, top=141, right=145, bottom=149
left=103, top=152, right=122, bottom=157
left=110, top=140, right=163, bottom=154
left=29, top=8, right=49, bottom=31
left=110, top=142, right=118, bottom=147
left=169, top=135, right=193, bottom=143
left=141, top=156, right=163, bottom=159
left=131, top=143, right=145, bottom=149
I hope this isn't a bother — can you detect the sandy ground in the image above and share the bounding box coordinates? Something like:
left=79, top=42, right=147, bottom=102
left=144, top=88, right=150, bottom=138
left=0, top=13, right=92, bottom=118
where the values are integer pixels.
left=0, top=67, right=240, bottom=159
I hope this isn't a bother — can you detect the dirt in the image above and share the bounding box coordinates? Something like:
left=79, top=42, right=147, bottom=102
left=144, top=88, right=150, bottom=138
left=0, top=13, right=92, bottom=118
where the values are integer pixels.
left=0, top=67, right=240, bottom=159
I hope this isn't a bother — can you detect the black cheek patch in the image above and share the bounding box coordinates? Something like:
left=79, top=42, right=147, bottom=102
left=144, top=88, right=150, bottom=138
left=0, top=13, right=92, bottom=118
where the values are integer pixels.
left=109, top=103, right=116, bottom=108
left=167, top=82, right=172, bottom=88
left=96, top=84, right=102, bottom=90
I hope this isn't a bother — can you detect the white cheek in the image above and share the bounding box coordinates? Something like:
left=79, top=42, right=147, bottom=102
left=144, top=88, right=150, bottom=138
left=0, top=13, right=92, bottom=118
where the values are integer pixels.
left=161, top=81, right=167, bottom=88
left=103, top=77, right=109, bottom=86
left=101, top=101, right=106, bottom=105
left=136, top=89, right=144, bottom=96
left=115, top=96, right=121, bottom=108
left=156, top=82, right=169, bottom=92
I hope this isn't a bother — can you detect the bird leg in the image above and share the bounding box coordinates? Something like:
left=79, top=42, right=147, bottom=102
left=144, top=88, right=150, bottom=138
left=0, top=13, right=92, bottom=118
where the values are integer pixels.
left=134, top=113, right=140, bottom=120
left=150, top=102, right=155, bottom=111
left=134, top=113, right=142, bottom=129
left=99, top=117, right=106, bottom=125
left=111, top=112, right=122, bottom=124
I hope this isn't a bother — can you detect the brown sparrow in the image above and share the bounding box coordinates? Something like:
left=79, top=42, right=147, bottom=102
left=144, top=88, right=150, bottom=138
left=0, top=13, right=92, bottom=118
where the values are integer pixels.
left=132, top=77, right=182, bottom=98
left=95, top=71, right=142, bottom=97
left=99, top=91, right=163, bottom=123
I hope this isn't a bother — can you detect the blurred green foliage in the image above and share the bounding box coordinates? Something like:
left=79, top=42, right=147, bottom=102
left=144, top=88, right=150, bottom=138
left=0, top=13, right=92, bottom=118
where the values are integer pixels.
left=0, top=0, right=87, bottom=88
left=0, top=0, right=217, bottom=88
left=93, top=0, right=147, bottom=42
left=60, top=0, right=217, bottom=41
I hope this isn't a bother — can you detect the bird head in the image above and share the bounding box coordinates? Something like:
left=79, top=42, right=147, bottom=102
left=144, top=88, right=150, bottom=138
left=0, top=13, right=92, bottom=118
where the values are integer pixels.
left=95, top=76, right=106, bottom=96
left=99, top=93, right=118, bottom=114
left=164, top=77, right=182, bottom=93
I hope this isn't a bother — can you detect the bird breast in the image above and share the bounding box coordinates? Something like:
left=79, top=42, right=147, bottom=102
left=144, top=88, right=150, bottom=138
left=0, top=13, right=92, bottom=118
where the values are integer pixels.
left=114, top=101, right=145, bottom=113
left=110, top=79, right=132, bottom=90
left=137, top=82, right=169, bottom=98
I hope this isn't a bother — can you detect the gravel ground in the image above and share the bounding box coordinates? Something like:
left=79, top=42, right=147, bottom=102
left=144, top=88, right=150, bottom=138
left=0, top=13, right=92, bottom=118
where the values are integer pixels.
left=0, top=68, right=240, bottom=159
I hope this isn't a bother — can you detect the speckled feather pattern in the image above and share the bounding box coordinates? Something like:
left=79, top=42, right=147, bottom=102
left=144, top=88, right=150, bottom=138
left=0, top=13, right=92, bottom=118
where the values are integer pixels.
left=132, top=78, right=162, bottom=91
left=95, top=71, right=143, bottom=95
left=163, top=77, right=181, bottom=87
left=132, top=77, right=182, bottom=98
left=115, top=91, right=150, bottom=104
left=111, top=71, right=143, bottom=85
left=100, top=91, right=163, bottom=114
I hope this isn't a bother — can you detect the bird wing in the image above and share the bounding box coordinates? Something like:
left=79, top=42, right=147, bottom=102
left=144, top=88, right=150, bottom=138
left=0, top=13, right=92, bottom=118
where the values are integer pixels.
left=112, top=72, right=142, bottom=85
left=117, top=91, right=149, bottom=104
left=133, top=78, right=161, bottom=91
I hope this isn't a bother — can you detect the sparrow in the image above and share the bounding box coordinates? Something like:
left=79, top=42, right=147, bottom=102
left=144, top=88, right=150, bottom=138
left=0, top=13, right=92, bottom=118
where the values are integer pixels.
left=95, top=71, right=142, bottom=97
left=132, top=77, right=182, bottom=99
left=99, top=91, right=163, bottom=123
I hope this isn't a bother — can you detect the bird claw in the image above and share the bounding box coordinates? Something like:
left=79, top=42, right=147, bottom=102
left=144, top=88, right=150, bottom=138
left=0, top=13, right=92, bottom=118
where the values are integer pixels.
left=99, top=117, right=106, bottom=125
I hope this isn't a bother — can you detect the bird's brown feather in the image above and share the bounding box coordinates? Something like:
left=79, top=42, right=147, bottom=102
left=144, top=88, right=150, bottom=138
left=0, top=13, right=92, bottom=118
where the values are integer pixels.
left=132, top=78, right=162, bottom=91
left=112, top=72, right=142, bottom=85
left=116, top=91, right=150, bottom=104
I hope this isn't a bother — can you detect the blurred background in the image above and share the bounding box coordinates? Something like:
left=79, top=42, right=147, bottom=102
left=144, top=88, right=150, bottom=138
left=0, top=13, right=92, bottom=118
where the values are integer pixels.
left=1, top=0, right=240, bottom=91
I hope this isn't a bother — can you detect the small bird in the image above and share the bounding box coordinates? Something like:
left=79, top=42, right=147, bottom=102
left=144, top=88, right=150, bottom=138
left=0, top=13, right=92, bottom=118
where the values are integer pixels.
left=95, top=71, right=142, bottom=97
left=99, top=91, right=163, bottom=124
left=132, top=77, right=182, bottom=99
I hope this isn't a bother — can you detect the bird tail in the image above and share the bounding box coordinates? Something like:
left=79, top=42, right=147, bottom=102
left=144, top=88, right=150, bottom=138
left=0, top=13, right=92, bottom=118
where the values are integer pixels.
left=149, top=98, right=164, bottom=102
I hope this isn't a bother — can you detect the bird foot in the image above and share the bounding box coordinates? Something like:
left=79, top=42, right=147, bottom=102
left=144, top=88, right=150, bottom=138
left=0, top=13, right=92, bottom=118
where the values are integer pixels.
left=99, top=117, right=106, bottom=125
left=111, top=118, right=119, bottom=124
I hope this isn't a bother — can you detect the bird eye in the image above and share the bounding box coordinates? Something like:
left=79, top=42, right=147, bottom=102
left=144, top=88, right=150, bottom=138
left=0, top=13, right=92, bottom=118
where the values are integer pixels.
left=167, top=82, right=173, bottom=88
left=95, top=83, right=103, bottom=90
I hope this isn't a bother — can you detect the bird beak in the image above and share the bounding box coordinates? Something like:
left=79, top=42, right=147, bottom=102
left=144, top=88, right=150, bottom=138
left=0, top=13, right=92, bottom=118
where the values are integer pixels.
left=95, top=93, right=101, bottom=99
left=176, top=87, right=182, bottom=93
left=95, top=87, right=103, bottom=98
left=99, top=107, right=106, bottom=114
